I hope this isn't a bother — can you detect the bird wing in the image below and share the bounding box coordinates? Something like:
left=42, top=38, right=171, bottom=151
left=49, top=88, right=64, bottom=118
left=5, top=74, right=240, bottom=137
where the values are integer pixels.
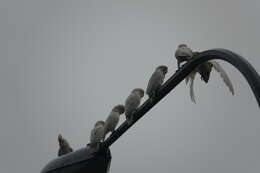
left=104, top=112, right=119, bottom=133
left=95, top=126, right=104, bottom=141
left=185, top=76, right=189, bottom=85
left=210, top=60, right=234, bottom=95
left=186, top=65, right=200, bottom=85
left=125, top=94, right=140, bottom=117
left=189, top=72, right=197, bottom=103
left=146, top=71, right=164, bottom=96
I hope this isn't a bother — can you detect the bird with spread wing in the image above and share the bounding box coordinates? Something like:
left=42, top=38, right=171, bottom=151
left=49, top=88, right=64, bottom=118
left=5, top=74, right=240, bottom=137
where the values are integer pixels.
left=175, top=44, right=234, bottom=103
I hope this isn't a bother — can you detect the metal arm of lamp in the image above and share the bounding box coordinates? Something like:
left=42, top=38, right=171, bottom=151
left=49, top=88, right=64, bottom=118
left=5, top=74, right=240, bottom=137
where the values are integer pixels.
left=41, top=49, right=260, bottom=173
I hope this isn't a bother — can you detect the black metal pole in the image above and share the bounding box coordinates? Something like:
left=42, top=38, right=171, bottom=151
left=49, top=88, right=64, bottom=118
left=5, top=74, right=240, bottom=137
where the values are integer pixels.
left=101, top=48, right=260, bottom=149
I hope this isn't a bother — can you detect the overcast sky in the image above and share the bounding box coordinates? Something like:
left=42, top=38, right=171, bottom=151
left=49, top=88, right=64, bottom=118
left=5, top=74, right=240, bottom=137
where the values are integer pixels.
left=1, top=0, right=260, bottom=173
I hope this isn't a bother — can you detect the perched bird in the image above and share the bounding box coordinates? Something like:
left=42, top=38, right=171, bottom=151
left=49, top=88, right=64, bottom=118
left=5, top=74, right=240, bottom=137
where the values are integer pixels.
left=103, top=105, right=125, bottom=138
left=146, top=65, right=168, bottom=100
left=175, top=47, right=213, bottom=83
left=90, top=120, right=105, bottom=149
left=175, top=44, right=193, bottom=69
left=186, top=60, right=234, bottom=103
left=58, top=134, right=73, bottom=156
left=125, top=88, right=144, bottom=125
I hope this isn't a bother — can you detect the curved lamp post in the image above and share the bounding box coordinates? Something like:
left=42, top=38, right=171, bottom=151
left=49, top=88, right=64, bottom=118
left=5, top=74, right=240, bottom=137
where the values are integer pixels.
left=41, top=49, right=260, bottom=173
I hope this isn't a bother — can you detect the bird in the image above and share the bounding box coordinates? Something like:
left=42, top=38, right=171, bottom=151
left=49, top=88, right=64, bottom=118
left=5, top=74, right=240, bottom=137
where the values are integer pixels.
left=103, top=105, right=125, bottom=139
left=125, top=88, right=144, bottom=125
left=175, top=44, right=193, bottom=69
left=174, top=44, right=234, bottom=102
left=89, top=120, right=105, bottom=149
left=185, top=60, right=235, bottom=103
left=146, top=65, right=168, bottom=101
left=57, top=134, right=73, bottom=156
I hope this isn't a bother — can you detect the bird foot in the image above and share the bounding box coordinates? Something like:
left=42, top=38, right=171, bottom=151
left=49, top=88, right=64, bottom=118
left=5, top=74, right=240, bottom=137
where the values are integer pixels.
left=127, top=114, right=135, bottom=125
left=132, top=110, right=137, bottom=117
left=150, top=90, right=159, bottom=104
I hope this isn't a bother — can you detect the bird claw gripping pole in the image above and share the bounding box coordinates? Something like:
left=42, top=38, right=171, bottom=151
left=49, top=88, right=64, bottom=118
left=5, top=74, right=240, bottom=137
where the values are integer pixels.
left=41, top=49, right=260, bottom=173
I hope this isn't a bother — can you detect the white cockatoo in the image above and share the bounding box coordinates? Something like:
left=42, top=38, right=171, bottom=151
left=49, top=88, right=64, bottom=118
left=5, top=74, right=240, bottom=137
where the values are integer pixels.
left=125, top=88, right=144, bottom=125
left=103, top=105, right=125, bottom=139
left=58, top=134, right=73, bottom=156
left=146, top=65, right=168, bottom=100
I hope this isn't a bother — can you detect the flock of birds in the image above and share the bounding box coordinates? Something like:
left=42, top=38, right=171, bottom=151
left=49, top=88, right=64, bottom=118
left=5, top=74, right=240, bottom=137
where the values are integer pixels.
left=57, top=44, right=235, bottom=156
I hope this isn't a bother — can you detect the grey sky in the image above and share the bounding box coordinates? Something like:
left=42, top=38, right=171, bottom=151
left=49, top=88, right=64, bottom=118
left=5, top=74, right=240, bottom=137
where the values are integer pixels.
left=0, top=0, right=260, bottom=172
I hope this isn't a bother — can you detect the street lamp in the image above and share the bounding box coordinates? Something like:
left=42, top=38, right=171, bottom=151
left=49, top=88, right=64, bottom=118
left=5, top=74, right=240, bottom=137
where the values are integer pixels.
left=41, top=49, right=260, bottom=173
